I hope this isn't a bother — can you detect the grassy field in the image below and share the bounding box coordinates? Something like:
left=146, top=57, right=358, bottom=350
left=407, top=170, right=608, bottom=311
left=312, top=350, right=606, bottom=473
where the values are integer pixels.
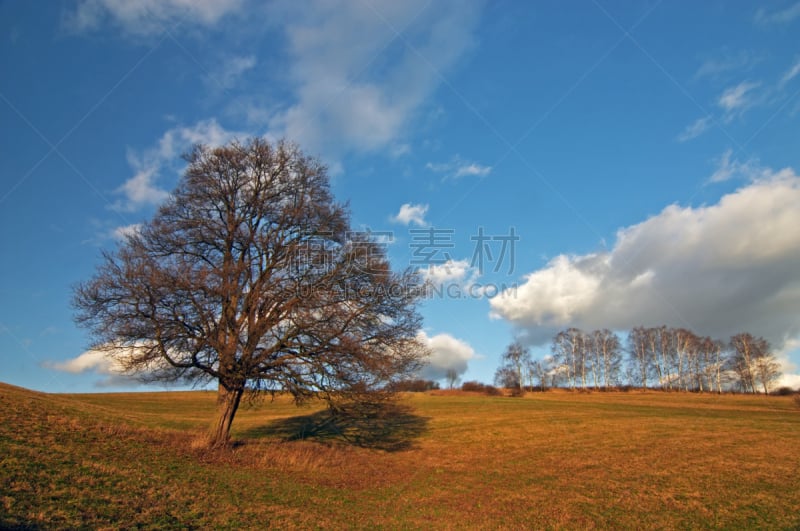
left=1, top=382, right=799, bottom=529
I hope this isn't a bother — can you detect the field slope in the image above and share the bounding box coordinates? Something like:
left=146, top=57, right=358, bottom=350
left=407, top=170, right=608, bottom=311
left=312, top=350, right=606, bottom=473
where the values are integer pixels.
left=1, top=382, right=799, bottom=529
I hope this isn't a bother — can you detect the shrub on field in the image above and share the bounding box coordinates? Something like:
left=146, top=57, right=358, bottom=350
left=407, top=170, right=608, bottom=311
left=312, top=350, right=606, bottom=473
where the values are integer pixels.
left=390, top=379, right=440, bottom=392
left=461, top=381, right=487, bottom=392
left=461, top=381, right=503, bottom=396
left=509, top=386, right=526, bottom=397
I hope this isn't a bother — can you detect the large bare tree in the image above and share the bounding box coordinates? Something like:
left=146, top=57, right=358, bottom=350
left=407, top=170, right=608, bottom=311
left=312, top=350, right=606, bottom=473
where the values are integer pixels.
left=74, top=139, right=427, bottom=447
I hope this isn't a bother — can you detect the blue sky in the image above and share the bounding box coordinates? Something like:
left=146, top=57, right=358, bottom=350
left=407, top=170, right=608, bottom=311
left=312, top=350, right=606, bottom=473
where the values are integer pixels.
left=2, top=1, right=799, bottom=392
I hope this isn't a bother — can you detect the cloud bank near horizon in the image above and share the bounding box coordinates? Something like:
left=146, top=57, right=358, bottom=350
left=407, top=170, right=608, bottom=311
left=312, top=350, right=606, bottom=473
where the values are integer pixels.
left=490, top=167, right=800, bottom=356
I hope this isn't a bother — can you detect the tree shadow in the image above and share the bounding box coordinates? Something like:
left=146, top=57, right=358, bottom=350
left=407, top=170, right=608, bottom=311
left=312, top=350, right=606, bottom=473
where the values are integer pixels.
left=242, top=401, right=429, bottom=452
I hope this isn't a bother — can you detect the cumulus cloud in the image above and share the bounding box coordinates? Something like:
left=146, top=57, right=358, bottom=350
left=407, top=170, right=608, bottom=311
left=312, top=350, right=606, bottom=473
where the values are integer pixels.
left=775, top=338, right=800, bottom=389
left=111, top=118, right=245, bottom=212
left=677, top=116, right=712, bottom=142
left=268, top=0, right=481, bottom=158
left=65, top=0, right=245, bottom=36
left=421, top=259, right=487, bottom=299
left=44, top=349, right=138, bottom=388
left=490, top=168, right=800, bottom=354
left=114, top=160, right=168, bottom=211
left=45, top=343, right=191, bottom=388
left=778, top=373, right=800, bottom=390
left=392, top=203, right=429, bottom=226
left=46, top=349, right=125, bottom=374
left=422, top=259, right=476, bottom=286
left=51, top=333, right=481, bottom=388
left=417, top=330, right=477, bottom=381
left=112, top=223, right=142, bottom=241
left=158, top=118, right=245, bottom=157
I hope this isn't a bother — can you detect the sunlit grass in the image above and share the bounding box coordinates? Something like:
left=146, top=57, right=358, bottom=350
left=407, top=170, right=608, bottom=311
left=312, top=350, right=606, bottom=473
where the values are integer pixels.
left=2, top=383, right=798, bottom=529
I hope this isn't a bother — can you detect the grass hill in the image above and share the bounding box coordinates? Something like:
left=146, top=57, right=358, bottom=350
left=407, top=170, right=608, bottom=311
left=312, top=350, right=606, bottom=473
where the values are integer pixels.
left=2, top=382, right=799, bottom=529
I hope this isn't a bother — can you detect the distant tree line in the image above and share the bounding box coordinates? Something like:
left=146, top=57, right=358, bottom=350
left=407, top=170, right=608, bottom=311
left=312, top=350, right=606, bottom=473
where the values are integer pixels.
left=494, top=327, right=783, bottom=394
left=389, top=379, right=441, bottom=392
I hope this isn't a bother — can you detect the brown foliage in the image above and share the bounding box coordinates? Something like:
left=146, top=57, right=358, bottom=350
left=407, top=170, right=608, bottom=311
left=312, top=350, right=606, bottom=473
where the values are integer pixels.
left=461, top=381, right=501, bottom=396
left=389, top=379, right=441, bottom=392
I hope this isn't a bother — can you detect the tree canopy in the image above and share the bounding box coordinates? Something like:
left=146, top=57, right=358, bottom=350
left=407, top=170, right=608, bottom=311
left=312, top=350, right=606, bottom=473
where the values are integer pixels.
left=74, top=138, right=427, bottom=447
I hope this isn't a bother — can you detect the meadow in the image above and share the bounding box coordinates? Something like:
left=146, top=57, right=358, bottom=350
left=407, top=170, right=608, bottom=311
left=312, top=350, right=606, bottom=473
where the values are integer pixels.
left=1, top=382, right=799, bottom=529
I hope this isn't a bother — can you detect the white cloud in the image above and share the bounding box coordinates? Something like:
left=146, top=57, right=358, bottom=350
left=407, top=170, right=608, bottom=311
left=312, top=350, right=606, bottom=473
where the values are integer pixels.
left=425, top=162, right=450, bottom=173
left=777, top=373, right=800, bottom=390
left=112, top=223, right=142, bottom=241
left=426, top=155, right=492, bottom=180
left=693, top=51, right=762, bottom=81
left=718, top=81, right=761, bottom=120
left=45, top=343, right=185, bottom=388
left=207, top=54, right=257, bottom=91
left=417, top=330, right=476, bottom=381
left=111, top=119, right=245, bottom=212
left=392, top=203, right=429, bottom=226
left=65, top=0, right=245, bottom=36
left=67, top=0, right=482, bottom=164
left=454, top=163, right=492, bottom=179
left=775, top=338, right=800, bottom=390
left=158, top=118, right=244, bottom=156
left=114, top=161, right=168, bottom=211
left=490, top=168, right=800, bottom=353
left=490, top=254, right=604, bottom=330
left=46, top=349, right=125, bottom=375
left=267, top=0, right=481, bottom=159
left=677, top=116, right=712, bottom=142
left=755, top=2, right=800, bottom=26
left=422, top=259, right=480, bottom=290
left=44, top=349, right=138, bottom=388
left=780, top=58, right=800, bottom=88
left=389, top=143, right=412, bottom=158
left=708, top=149, right=769, bottom=183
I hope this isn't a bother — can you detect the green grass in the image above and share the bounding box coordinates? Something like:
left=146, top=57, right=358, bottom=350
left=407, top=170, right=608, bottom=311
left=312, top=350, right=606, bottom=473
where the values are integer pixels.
left=1, top=383, right=799, bottom=529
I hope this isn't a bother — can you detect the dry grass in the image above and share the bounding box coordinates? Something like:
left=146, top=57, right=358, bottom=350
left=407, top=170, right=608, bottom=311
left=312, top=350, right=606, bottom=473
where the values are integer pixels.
left=1, top=382, right=799, bottom=529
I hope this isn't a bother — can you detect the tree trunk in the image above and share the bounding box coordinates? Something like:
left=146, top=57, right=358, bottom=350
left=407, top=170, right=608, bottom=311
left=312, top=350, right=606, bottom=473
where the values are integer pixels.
left=209, top=384, right=244, bottom=448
